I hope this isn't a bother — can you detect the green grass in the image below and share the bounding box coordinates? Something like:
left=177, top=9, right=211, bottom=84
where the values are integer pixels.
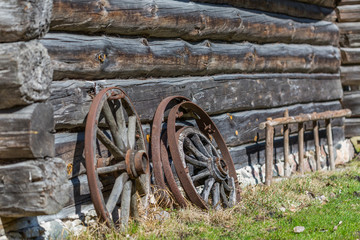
left=74, top=160, right=360, bottom=240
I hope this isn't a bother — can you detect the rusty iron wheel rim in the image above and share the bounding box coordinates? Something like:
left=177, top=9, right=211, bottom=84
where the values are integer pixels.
left=84, top=87, right=150, bottom=228
left=150, top=96, right=190, bottom=207
left=166, top=101, right=241, bottom=209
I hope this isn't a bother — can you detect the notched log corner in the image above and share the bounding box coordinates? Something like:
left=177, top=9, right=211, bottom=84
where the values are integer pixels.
left=0, top=103, right=55, bottom=159
left=0, top=40, right=53, bottom=109
left=0, top=0, right=52, bottom=43
left=0, top=158, right=69, bottom=218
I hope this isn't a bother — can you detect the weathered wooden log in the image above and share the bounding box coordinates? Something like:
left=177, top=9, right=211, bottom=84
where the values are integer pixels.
left=49, top=74, right=342, bottom=129
left=0, top=158, right=68, bottom=217
left=55, top=102, right=344, bottom=179
left=338, top=23, right=360, bottom=48
left=192, top=0, right=336, bottom=21
left=336, top=5, right=360, bottom=22
left=0, top=103, right=55, bottom=159
left=231, top=126, right=345, bottom=169
left=339, top=0, right=360, bottom=5
left=294, top=0, right=338, bottom=8
left=0, top=0, right=52, bottom=43
left=50, top=0, right=339, bottom=46
left=345, top=118, right=360, bottom=137
left=0, top=40, right=53, bottom=109
left=341, top=66, right=360, bottom=85
left=341, top=48, right=360, bottom=65
left=342, top=91, right=360, bottom=116
left=42, top=33, right=340, bottom=81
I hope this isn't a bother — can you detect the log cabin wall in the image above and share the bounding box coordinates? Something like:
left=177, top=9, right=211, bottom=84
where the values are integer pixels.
left=0, top=0, right=68, bottom=238
left=336, top=0, right=360, bottom=137
left=40, top=0, right=349, bottom=216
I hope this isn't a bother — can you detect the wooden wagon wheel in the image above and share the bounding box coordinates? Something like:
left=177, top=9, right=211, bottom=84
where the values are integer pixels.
left=151, top=98, right=241, bottom=209
left=84, top=87, right=150, bottom=230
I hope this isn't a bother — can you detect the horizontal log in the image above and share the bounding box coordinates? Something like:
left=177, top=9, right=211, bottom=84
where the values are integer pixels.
left=50, top=0, right=339, bottom=46
left=0, top=0, right=52, bottom=43
left=42, top=33, right=340, bottom=81
left=0, top=40, right=53, bottom=109
left=212, top=101, right=344, bottom=147
left=192, top=0, right=336, bottom=21
left=345, top=118, right=360, bottom=137
left=259, top=109, right=351, bottom=129
left=49, top=74, right=342, bottom=128
left=0, top=158, right=68, bottom=217
left=336, top=4, right=360, bottom=22
left=341, top=48, right=360, bottom=64
left=0, top=103, right=55, bottom=159
left=341, top=66, right=360, bottom=85
left=339, top=0, right=360, bottom=5
left=293, top=0, right=337, bottom=8
left=342, top=92, right=360, bottom=116
left=230, top=126, right=345, bottom=169
left=338, top=23, right=360, bottom=48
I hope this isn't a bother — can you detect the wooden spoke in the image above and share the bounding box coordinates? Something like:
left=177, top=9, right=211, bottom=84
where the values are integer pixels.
left=220, top=182, right=230, bottom=208
left=228, top=177, right=236, bottom=208
left=97, top=127, right=125, bottom=159
left=120, top=180, right=132, bottom=231
left=106, top=173, right=129, bottom=214
left=212, top=182, right=221, bottom=210
left=184, top=138, right=208, bottom=161
left=127, top=116, right=137, bottom=150
left=97, top=162, right=126, bottom=175
left=114, top=99, right=128, bottom=150
left=204, top=143, right=214, bottom=158
left=191, top=169, right=211, bottom=182
left=221, top=179, right=233, bottom=192
left=185, top=155, right=207, bottom=168
left=130, top=186, right=139, bottom=219
left=201, top=178, right=215, bottom=203
left=103, top=101, right=126, bottom=151
left=135, top=173, right=149, bottom=196
left=190, top=134, right=211, bottom=157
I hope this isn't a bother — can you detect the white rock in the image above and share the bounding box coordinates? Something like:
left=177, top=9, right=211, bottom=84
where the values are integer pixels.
left=293, top=226, right=305, bottom=233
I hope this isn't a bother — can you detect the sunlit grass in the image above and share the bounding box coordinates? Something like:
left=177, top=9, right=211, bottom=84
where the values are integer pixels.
left=72, top=160, right=360, bottom=240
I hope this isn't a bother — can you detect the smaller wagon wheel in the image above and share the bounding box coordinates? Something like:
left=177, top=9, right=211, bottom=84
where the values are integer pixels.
left=166, top=101, right=241, bottom=209
left=84, top=87, right=150, bottom=229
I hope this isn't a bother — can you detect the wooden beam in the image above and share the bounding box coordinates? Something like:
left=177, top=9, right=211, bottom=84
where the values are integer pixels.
left=345, top=118, right=360, bottom=137
left=338, top=23, right=360, bottom=48
left=0, top=40, right=53, bottom=109
left=42, top=33, right=340, bottom=81
left=341, top=66, right=360, bottom=85
left=0, top=103, right=55, bottom=159
left=0, top=0, right=52, bottom=43
left=341, top=48, right=360, bottom=65
left=50, top=0, right=339, bottom=46
left=0, top=158, right=68, bottom=217
left=293, top=0, right=338, bottom=8
left=339, top=0, right=360, bottom=5
left=49, top=74, right=342, bottom=129
left=192, top=0, right=336, bottom=21
left=342, top=91, right=360, bottom=116
left=265, top=120, right=274, bottom=186
left=336, top=4, right=360, bottom=22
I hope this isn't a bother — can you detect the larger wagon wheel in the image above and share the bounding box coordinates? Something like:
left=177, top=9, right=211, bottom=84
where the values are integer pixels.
left=84, top=87, right=149, bottom=230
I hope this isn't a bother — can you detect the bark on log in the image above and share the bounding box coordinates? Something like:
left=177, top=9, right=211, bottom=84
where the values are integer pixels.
left=192, top=0, right=336, bottom=21
left=0, top=40, right=53, bottom=109
left=42, top=33, right=340, bottom=81
left=49, top=74, right=342, bottom=129
left=0, top=158, right=68, bottom=217
left=345, top=118, right=360, bottom=137
left=336, top=5, right=360, bottom=22
left=0, top=103, right=55, bottom=159
left=55, top=102, right=343, bottom=179
left=341, top=66, right=360, bottom=85
left=341, top=48, right=360, bottom=64
left=231, top=126, right=345, bottom=169
left=338, top=23, right=360, bottom=48
left=0, top=0, right=52, bottom=43
left=342, top=91, right=360, bottom=116
left=50, top=0, right=339, bottom=46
